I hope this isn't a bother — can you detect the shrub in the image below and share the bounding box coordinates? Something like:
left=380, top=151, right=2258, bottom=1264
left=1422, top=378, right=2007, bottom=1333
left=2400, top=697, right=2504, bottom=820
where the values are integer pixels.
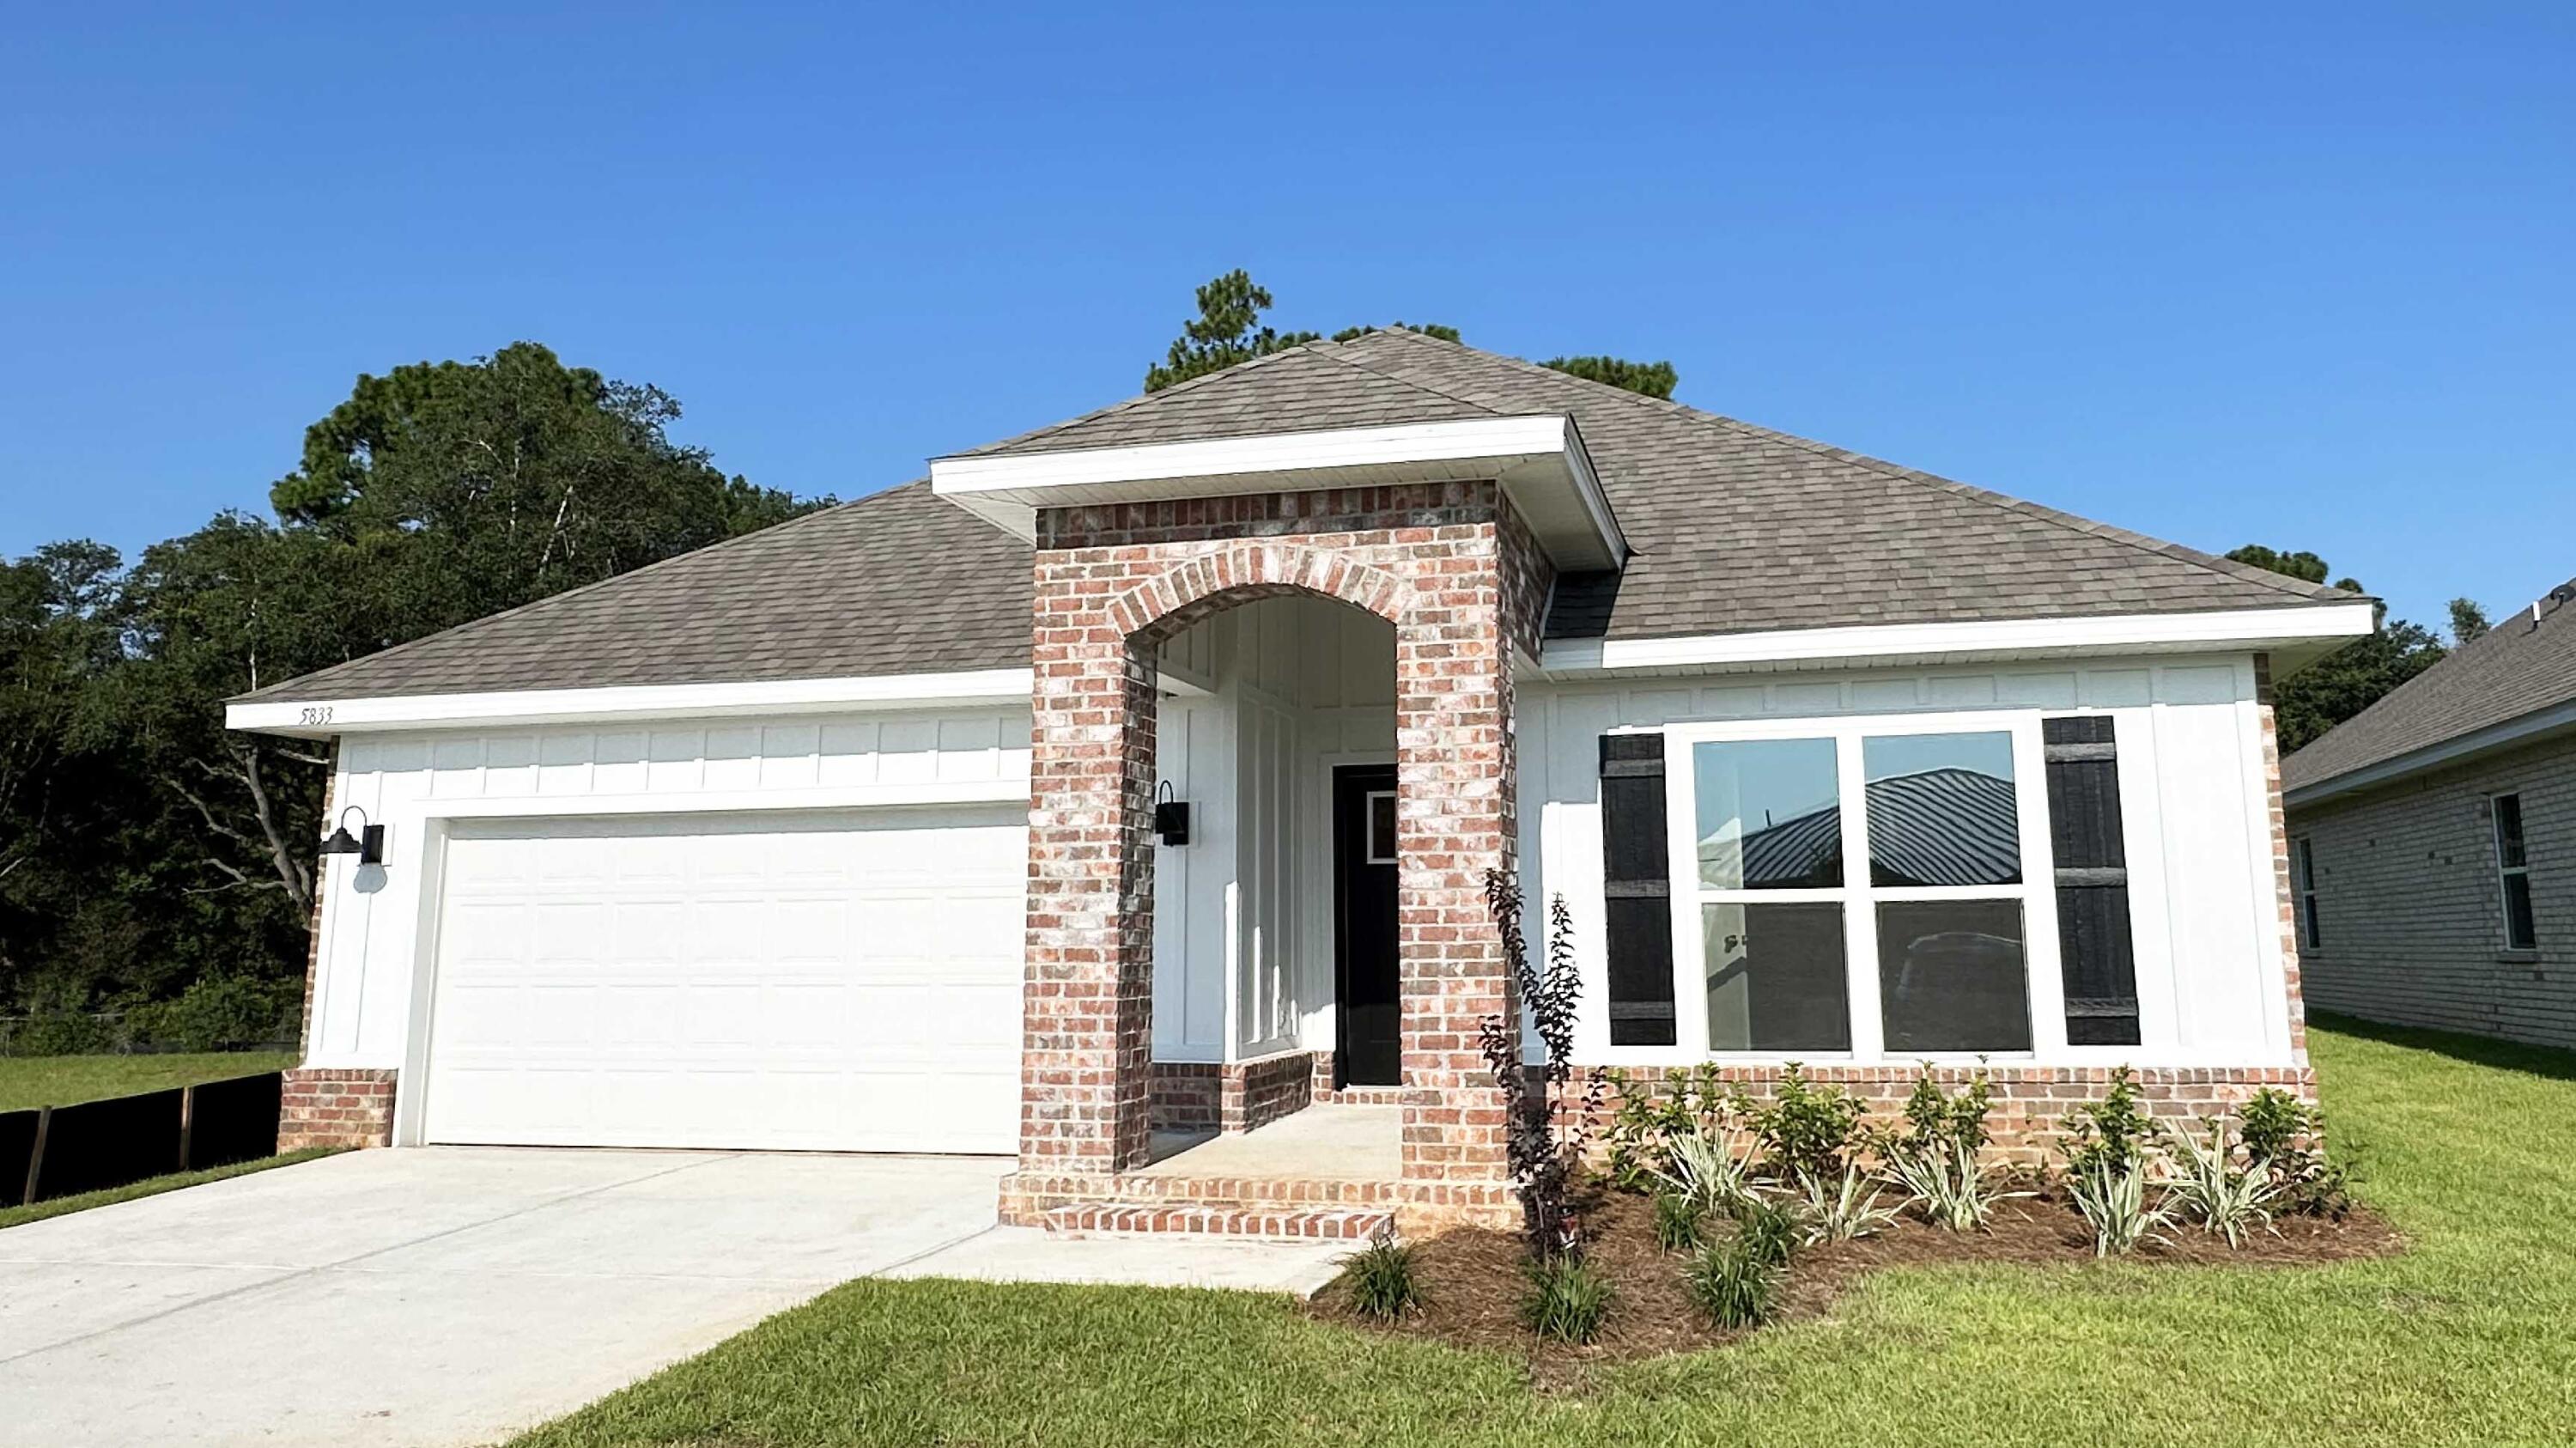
left=1744, top=1064, right=1866, bottom=1180
left=2163, top=1118, right=2277, bottom=1249
left=1895, top=1064, right=1994, bottom=1154
left=1651, top=1191, right=1707, bottom=1253
left=2067, top=1157, right=2178, bottom=1256
left=1480, top=873, right=1601, bottom=1256
left=1643, top=1119, right=1760, bottom=1221
left=125, top=974, right=297, bottom=1052
left=1603, top=1064, right=1730, bottom=1190
left=1521, top=1253, right=1614, bottom=1343
left=1884, top=1135, right=2024, bottom=1232
left=1684, top=1236, right=1782, bottom=1329
left=1792, top=1165, right=1898, bottom=1244
left=1733, top=1196, right=1801, bottom=1268
left=2, top=1012, right=118, bottom=1056
left=2239, top=1086, right=2356, bottom=1220
left=1341, top=1225, right=1425, bottom=1319
left=2060, top=1065, right=2159, bottom=1177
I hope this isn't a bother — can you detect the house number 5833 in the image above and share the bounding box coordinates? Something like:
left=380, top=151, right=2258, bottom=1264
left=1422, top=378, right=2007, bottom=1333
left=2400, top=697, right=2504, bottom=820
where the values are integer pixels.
left=299, top=706, right=334, bottom=726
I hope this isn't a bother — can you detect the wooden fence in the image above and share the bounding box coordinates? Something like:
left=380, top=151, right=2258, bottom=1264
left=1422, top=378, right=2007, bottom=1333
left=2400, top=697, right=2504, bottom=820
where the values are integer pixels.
left=3, top=1071, right=283, bottom=1206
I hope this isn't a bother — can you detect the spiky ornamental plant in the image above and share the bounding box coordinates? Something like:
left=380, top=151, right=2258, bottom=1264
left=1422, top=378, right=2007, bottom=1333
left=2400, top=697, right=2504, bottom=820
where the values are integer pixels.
left=1482, top=869, right=1601, bottom=1261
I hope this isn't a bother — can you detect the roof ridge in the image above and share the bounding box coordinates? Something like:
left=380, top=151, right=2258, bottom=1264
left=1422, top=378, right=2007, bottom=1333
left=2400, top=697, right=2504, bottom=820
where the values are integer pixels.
left=955, top=336, right=1360, bottom=457
left=1347, top=329, right=2352, bottom=608
left=231, top=484, right=919, bottom=702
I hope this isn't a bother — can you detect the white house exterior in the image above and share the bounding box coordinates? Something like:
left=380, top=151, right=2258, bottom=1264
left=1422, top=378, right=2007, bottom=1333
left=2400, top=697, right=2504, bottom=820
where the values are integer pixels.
left=229, top=329, right=2372, bottom=1231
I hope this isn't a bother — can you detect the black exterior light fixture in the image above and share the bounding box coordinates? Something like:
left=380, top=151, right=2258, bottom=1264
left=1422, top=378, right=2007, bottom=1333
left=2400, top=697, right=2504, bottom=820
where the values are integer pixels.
left=1153, top=780, right=1190, bottom=847
left=319, top=806, right=386, bottom=867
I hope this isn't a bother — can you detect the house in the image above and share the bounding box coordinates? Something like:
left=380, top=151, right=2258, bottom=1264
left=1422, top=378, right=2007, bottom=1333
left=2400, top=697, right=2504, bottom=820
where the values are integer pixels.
left=226, top=329, right=2372, bottom=1232
left=2283, top=582, right=2576, bottom=1050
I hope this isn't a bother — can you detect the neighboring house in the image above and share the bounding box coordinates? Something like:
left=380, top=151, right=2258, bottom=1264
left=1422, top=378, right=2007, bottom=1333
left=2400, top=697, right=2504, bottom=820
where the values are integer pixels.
left=2283, top=582, right=2576, bottom=1050
left=226, top=329, right=2372, bottom=1232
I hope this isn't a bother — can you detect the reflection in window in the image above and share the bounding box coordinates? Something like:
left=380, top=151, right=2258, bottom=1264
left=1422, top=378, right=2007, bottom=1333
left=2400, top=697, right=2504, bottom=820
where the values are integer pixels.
left=1877, top=899, right=2032, bottom=1051
left=1704, top=902, right=1850, bottom=1051
left=1695, top=738, right=1841, bottom=890
left=1862, top=732, right=2020, bottom=887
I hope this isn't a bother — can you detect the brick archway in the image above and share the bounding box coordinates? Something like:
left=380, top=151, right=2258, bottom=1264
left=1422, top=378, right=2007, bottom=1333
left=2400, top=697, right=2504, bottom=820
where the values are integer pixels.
left=1006, top=484, right=1548, bottom=1227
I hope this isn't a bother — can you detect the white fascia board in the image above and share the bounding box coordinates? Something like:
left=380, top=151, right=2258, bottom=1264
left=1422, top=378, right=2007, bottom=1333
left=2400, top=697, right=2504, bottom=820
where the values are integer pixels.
left=2284, top=696, right=2576, bottom=809
left=225, top=667, right=1036, bottom=739
left=1536, top=601, right=2379, bottom=677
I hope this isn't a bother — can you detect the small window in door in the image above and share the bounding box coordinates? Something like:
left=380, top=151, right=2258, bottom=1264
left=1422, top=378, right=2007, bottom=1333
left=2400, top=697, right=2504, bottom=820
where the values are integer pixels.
left=1366, top=790, right=1398, bottom=864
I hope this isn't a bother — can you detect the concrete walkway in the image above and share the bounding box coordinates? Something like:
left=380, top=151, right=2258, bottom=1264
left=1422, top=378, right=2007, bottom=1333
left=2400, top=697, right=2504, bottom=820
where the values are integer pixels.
left=0, top=1146, right=1350, bottom=1448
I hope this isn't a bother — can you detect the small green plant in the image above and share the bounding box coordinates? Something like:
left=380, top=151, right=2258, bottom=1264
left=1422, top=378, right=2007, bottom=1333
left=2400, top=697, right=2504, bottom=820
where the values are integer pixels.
left=2163, top=1118, right=2278, bottom=1249
left=1651, top=1190, right=1707, bottom=1253
left=1643, top=1120, right=1760, bottom=1220
left=1340, top=1225, right=1425, bottom=1320
left=1744, top=1064, right=1867, bottom=1180
left=1733, top=1196, right=1801, bottom=1268
left=2060, top=1065, right=2159, bottom=1177
left=1521, top=1253, right=1615, bottom=1343
left=1684, top=1236, right=1782, bottom=1329
left=1601, top=1064, right=1731, bottom=1190
left=1884, top=1135, right=2025, bottom=1232
left=1896, top=1063, right=1995, bottom=1153
left=2067, top=1156, right=2178, bottom=1256
left=2239, top=1086, right=2356, bottom=1220
left=1793, top=1165, right=1899, bottom=1244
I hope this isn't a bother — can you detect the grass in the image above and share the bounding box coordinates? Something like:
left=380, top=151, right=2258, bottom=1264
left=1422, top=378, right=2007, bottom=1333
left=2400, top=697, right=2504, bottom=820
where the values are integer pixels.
left=0, top=1050, right=295, bottom=1113
left=0, top=1147, right=338, bottom=1231
left=513, top=1017, right=2576, bottom=1447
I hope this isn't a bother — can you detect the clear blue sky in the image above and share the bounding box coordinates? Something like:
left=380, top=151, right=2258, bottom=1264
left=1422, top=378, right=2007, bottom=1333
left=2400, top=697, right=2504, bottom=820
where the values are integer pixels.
left=5, top=4, right=2570, bottom=630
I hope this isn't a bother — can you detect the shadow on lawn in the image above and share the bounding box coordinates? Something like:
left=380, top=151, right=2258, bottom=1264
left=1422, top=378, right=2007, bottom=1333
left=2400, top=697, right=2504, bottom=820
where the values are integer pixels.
left=2312, top=1011, right=2576, bottom=1082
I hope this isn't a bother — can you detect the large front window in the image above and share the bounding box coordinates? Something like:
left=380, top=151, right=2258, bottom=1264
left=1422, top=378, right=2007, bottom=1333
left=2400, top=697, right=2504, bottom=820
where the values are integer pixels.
left=1670, top=718, right=2055, bottom=1060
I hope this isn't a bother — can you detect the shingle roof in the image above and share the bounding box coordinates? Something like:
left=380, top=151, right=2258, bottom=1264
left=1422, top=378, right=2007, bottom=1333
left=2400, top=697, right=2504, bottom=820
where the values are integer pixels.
left=241, top=328, right=2356, bottom=705
left=2283, top=581, right=2576, bottom=794
left=238, top=480, right=1031, bottom=702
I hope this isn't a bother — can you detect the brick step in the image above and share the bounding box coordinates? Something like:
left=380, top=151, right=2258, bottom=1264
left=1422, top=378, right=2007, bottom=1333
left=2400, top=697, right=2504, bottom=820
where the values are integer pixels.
left=1041, top=1202, right=1393, bottom=1241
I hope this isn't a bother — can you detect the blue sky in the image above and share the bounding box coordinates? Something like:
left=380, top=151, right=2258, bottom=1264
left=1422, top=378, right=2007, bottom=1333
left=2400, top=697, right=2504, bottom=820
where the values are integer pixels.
left=4, top=3, right=2569, bottom=629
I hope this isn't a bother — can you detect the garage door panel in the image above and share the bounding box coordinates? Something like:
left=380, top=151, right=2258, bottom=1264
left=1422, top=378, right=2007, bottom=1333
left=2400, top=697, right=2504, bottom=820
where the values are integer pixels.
left=425, top=806, right=1026, bottom=1153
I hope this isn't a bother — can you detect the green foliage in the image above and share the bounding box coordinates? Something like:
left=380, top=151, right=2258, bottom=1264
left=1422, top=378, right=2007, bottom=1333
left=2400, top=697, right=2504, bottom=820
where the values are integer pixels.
left=1329, top=321, right=1461, bottom=344
left=1641, top=1118, right=1759, bottom=1222
left=1883, top=1136, right=2024, bottom=1232
left=2448, top=597, right=2491, bottom=644
left=1340, top=1226, right=1425, bottom=1320
left=1744, top=1063, right=1866, bottom=1180
left=122, top=973, right=296, bottom=1051
left=2059, top=1065, right=2158, bottom=1177
left=2162, top=1117, right=2278, bottom=1249
left=1731, top=1196, right=1801, bottom=1269
left=1683, top=1236, right=1782, bottom=1329
left=1893, top=1065, right=1995, bottom=1154
left=2065, top=1157, right=2178, bottom=1257
left=1651, top=1191, right=1707, bottom=1253
left=2224, top=545, right=2348, bottom=589
left=1792, top=1165, right=1899, bottom=1244
left=1519, top=1254, right=1613, bottom=1344
left=2225, top=545, right=2448, bottom=751
left=1540, top=355, right=1680, bottom=399
left=1144, top=271, right=1322, bottom=392
left=1601, top=1064, right=1731, bottom=1189
left=2239, top=1086, right=2355, bottom=1220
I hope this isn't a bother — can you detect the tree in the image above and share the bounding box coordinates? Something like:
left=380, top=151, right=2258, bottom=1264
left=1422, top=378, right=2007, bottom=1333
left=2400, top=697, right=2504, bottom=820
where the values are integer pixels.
left=2226, top=545, right=2446, bottom=752
left=1144, top=271, right=1678, bottom=398
left=2449, top=597, right=2491, bottom=645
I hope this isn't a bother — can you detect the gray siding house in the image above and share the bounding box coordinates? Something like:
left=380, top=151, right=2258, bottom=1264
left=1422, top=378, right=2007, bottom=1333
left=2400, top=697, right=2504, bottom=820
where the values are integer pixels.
left=2283, top=582, right=2576, bottom=1049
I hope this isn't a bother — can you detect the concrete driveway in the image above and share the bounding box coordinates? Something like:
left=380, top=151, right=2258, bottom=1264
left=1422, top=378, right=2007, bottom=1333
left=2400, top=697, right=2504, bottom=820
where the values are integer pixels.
left=0, top=1146, right=1345, bottom=1448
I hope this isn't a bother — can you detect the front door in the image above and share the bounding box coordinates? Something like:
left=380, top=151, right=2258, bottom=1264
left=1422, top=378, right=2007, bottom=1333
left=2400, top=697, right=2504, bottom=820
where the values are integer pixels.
left=1334, top=764, right=1400, bottom=1086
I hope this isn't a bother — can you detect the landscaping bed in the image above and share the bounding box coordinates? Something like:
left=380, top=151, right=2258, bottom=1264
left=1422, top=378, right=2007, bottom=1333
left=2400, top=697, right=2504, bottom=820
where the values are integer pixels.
left=1309, top=1183, right=2402, bottom=1365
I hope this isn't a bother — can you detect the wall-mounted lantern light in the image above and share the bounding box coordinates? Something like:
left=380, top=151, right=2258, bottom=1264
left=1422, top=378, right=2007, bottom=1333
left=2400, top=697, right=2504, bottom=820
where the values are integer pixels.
left=1154, top=780, right=1190, bottom=847
left=319, top=806, right=386, bottom=867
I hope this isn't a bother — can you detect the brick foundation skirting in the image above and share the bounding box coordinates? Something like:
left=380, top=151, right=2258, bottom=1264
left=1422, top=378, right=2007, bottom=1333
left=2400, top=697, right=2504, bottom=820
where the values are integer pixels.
left=1148, top=1051, right=1324, bottom=1135
left=278, top=1067, right=398, bottom=1151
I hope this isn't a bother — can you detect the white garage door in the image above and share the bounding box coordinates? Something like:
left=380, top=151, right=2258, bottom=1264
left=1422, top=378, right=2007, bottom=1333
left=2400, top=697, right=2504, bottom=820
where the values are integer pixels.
left=422, top=806, right=1026, bottom=1153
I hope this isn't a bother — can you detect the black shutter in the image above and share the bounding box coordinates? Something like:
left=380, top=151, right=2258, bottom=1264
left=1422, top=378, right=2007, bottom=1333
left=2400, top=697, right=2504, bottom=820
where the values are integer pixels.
left=1600, top=733, right=1677, bottom=1046
left=2042, top=716, right=2142, bottom=1046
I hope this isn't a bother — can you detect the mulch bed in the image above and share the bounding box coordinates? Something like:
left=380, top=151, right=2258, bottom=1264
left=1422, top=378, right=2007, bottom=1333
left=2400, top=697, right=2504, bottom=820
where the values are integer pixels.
left=1304, top=1184, right=2403, bottom=1368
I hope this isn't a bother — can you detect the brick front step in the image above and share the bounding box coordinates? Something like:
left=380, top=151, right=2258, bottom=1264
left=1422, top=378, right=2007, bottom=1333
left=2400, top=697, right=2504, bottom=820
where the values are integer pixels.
left=1041, top=1202, right=1394, bottom=1241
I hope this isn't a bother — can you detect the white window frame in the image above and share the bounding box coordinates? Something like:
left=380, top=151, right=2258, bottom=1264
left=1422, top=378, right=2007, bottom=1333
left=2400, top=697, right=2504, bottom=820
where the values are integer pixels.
left=2492, top=793, right=2537, bottom=952
left=1643, top=710, right=2079, bottom=1068
left=2292, top=837, right=2322, bottom=951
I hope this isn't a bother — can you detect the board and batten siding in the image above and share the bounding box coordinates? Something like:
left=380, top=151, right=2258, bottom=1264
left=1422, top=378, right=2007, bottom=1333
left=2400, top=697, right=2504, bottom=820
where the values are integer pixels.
left=301, top=708, right=1034, bottom=1073
left=1519, top=654, right=2301, bottom=1067
left=2289, top=732, right=2576, bottom=1049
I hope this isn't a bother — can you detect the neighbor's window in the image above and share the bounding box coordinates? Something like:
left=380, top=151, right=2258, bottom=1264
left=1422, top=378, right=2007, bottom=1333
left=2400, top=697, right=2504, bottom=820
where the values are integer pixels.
left=2293, top=837, right=2323, bottom=950
left=1680, top=724, right=2039, bottom=1057
left=2493, top=794, right=2537, bottom=951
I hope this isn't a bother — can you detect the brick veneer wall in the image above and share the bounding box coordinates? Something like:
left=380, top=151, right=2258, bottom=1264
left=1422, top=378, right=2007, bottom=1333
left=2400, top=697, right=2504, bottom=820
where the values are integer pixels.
left=2255, top=655, right=2312, bottom=1061
left=1014, top=483, right=1543, bottom=1204
left=2289, top=731, right=2576, bottom=1049
left=278, top=1067, right=398, bottom=1151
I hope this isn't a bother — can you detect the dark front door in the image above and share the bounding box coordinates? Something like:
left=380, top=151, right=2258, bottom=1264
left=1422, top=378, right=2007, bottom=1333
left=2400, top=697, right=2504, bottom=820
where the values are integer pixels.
left=1334, top=764, right=1401, bottom=1087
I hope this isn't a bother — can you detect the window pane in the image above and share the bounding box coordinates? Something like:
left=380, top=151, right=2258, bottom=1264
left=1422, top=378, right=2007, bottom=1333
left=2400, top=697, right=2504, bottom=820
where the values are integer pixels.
left=1862, top=732, right=2021, bottom=887
left=1704, top=903, right=1850, bottom=1052
left=2495, top=794, right=2528, bottom=868
left=1878, top=899, right=2032, bottom=1052
left=1367, top=791, right=1397, bottom=864
left=2505, top=873, right=2538, bottom=951
left=1695, top=738, right=1841, bottom=889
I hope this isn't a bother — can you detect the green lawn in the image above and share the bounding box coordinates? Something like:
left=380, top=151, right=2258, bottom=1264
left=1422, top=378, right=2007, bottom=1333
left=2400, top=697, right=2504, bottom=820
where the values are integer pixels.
left=0, top=1050, right=295, bottom=1113
left=515, top=1017, right=2576, bottom=1448
left=0, top=1147, right=338, bottom=1231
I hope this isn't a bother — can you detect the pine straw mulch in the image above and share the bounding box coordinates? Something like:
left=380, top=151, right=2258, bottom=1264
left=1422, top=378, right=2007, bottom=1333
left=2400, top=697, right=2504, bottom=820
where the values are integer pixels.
left=1304, top=1184, right=2403, bottom=1370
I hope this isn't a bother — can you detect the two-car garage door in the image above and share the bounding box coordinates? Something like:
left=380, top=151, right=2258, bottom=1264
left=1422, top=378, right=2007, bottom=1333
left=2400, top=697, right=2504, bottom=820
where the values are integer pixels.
left=422, top=806, right=1025, bottom=1154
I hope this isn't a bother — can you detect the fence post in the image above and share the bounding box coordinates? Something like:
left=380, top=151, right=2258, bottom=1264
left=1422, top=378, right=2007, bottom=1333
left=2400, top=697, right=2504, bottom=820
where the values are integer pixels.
left=178, top=1084, right=197, bottom=1174
left=21, top=1106, right=49, bottom=1207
